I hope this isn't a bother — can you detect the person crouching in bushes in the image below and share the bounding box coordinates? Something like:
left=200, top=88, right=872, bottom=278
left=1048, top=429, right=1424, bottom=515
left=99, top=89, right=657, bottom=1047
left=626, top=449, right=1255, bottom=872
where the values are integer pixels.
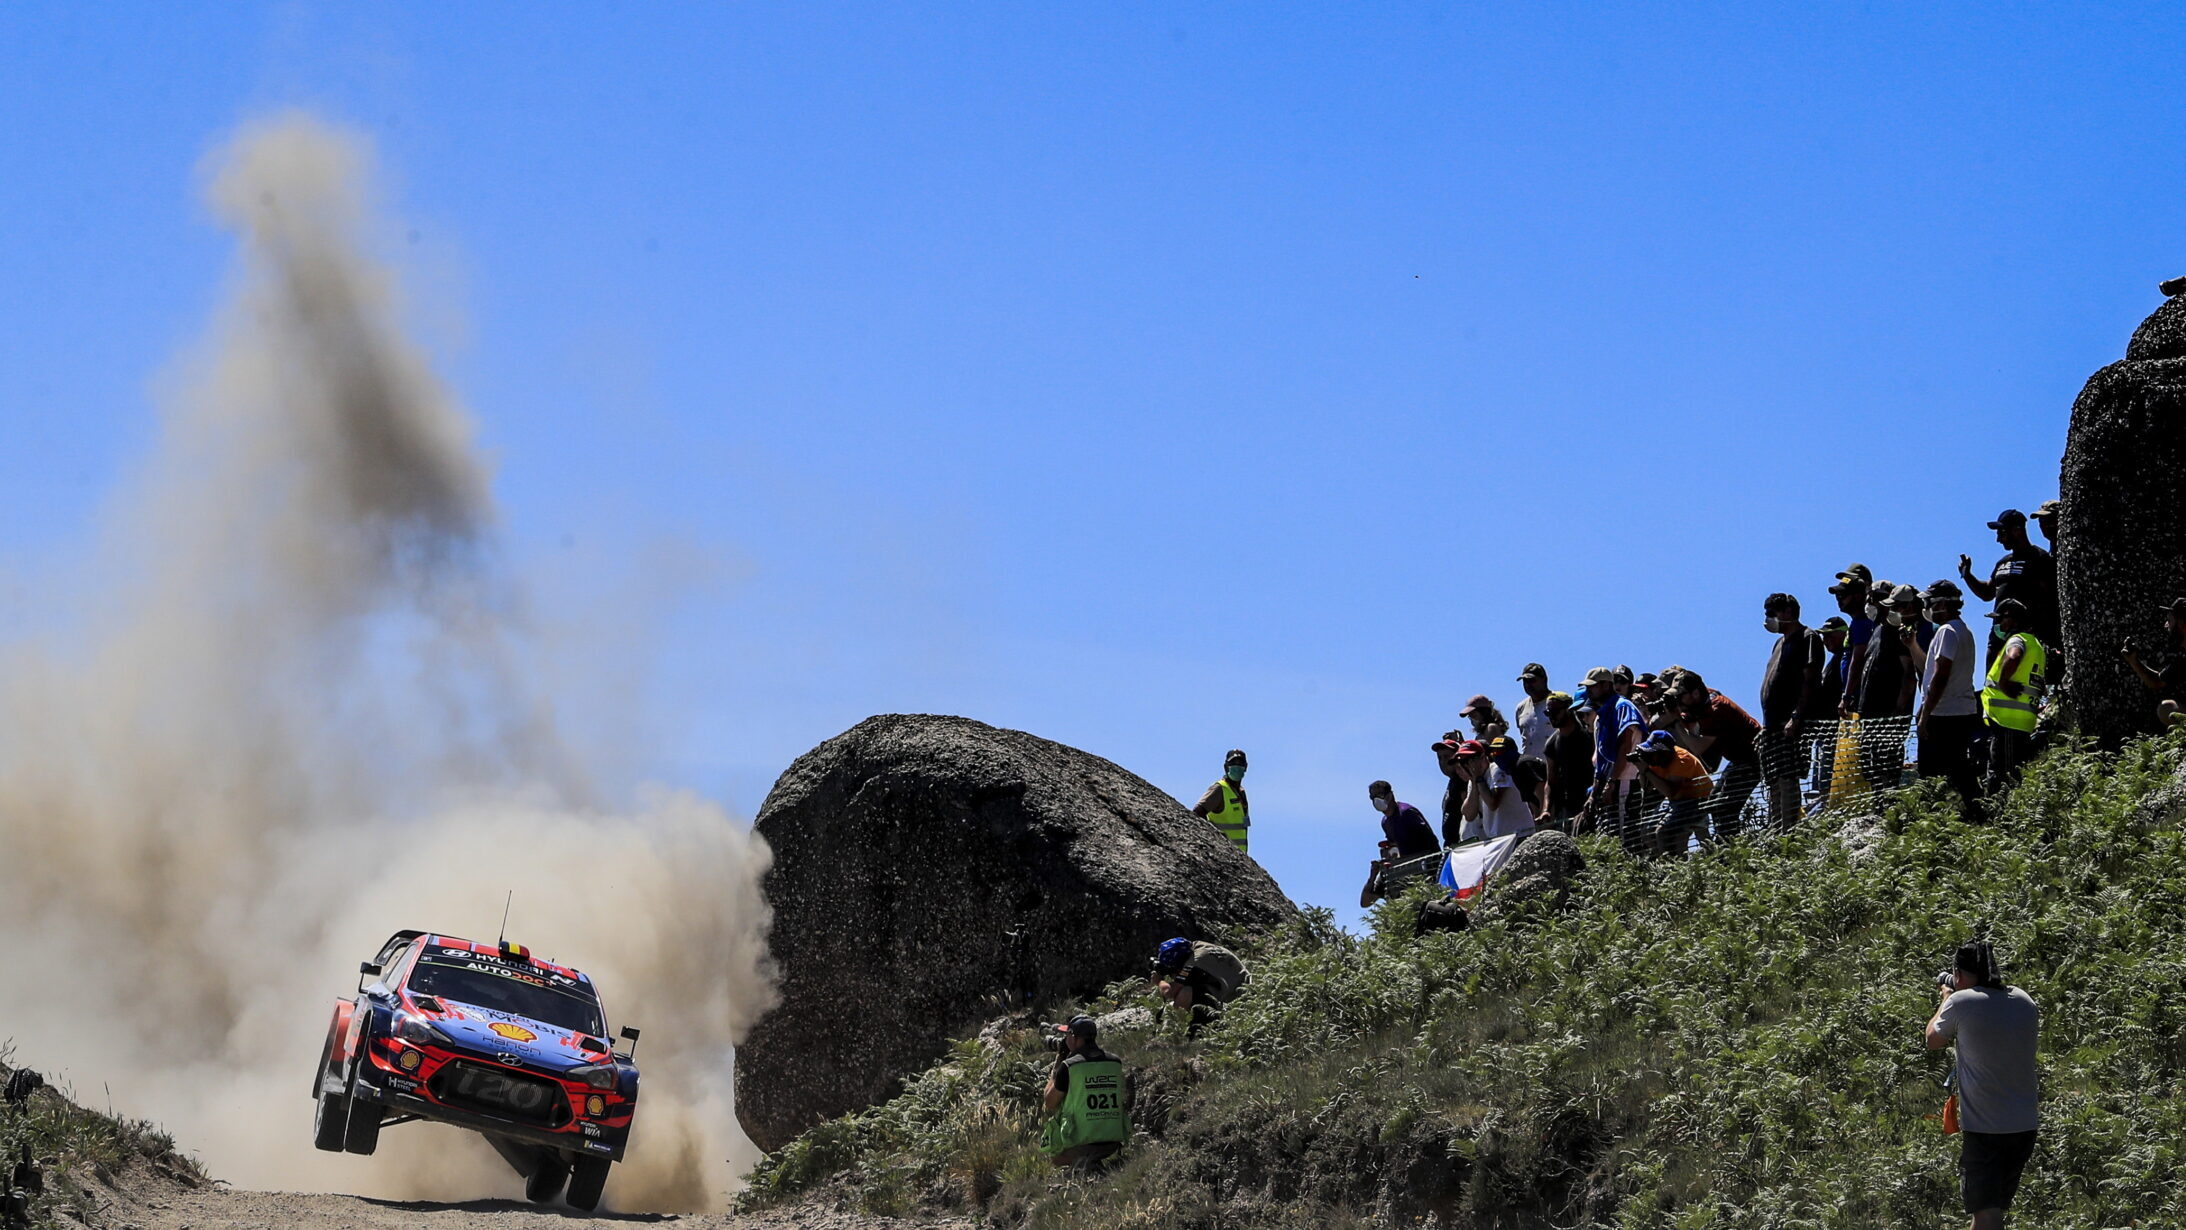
left=1040, top=1015, right=1128, bottom=1169
left=1630, top=729, right=1711, bottom=856
left=1151, top=937, right=1247, bottom=1037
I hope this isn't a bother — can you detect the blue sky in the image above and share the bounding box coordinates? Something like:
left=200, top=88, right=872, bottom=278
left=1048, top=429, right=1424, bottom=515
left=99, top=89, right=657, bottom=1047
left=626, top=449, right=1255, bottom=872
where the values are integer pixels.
left=2, top=4, right=2178, bottom=921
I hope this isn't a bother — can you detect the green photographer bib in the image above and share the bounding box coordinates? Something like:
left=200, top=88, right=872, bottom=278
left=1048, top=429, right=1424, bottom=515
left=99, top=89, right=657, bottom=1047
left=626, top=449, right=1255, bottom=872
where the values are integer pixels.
left=1040, top=1059, right=1127, bottom=1155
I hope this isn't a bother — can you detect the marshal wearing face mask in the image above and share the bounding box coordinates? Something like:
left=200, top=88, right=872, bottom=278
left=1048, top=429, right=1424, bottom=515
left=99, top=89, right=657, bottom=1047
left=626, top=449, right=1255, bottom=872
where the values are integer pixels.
left=1191, top=749, right=1252, bottom=854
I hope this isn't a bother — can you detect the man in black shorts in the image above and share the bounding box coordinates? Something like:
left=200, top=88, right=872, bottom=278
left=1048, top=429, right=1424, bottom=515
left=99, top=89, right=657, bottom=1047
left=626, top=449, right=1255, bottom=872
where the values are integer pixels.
left=1927, top=940, right=2040, bottom=1229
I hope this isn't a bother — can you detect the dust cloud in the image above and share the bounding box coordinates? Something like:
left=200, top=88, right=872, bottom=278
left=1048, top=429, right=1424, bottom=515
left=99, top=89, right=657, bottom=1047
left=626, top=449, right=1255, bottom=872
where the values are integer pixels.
left=0, top=113, right=776, bottom=1211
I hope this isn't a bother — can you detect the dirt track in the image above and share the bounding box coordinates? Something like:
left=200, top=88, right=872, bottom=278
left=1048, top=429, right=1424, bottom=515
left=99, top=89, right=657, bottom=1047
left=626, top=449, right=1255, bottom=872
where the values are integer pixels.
left=122, top=1187, right=967, bottom=1230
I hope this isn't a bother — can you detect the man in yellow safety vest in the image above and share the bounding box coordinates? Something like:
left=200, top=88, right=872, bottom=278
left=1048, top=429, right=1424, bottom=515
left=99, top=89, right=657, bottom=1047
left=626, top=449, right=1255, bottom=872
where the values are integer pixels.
left=1981, top=598, right=2047, bottom=801
left=1192, top=749, right=1251, bottom=853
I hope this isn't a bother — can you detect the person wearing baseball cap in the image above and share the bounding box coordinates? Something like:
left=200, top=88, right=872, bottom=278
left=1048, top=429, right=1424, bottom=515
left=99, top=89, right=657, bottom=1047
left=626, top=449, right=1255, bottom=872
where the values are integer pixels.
left=2122, top=598, right=2186, bottom=729
left=1829, top=565, right=1878, bottom=722
left=1916, top=580, right=1984, bottom=823
left=2031, top=499, right=2063, bottom=549
left=1536, top=692, right=1592, bottom=831
left=1630, top=728, right=1712, bottom=856
left=1815, top=616, right=1851, bottom=717
left=1959, top=509, right=2058, bottom=665
left=1452, top=738, right=1532, bottom=843
left=1514, top=664, right=1554, bottom=758
left=1191, top=749, right=1251, bottom=855
left=1579, top=667, right=1648, bottom=844
left=1041, top=1013, right=1128, bottom=1167
left=1980, top=598, right=2049, bottom=797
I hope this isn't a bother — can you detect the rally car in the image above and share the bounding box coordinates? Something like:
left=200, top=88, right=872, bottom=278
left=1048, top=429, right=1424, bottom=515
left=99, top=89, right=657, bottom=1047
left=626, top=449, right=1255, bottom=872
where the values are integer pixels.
left=312, top=930, right=641, bottom=1211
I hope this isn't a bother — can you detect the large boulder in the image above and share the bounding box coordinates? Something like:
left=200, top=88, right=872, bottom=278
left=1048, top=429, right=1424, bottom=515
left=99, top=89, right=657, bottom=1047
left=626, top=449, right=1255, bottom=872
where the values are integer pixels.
left=734, top=714, right=1295, bottom=1152
left=2058, top=288, right=2186, bottom=744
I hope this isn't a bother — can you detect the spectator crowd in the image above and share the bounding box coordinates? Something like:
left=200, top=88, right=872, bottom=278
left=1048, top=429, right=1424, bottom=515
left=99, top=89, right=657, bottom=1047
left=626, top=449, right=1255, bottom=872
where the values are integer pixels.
left=1317, top=501, right=2186, bottom=867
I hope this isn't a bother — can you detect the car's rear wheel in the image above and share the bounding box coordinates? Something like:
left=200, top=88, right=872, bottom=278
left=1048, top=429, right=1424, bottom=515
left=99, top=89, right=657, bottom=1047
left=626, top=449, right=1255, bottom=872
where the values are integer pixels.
left=312, top=1091, right=349, bottom=1153
left=525, top=1156, right=569, bottom=1204
left=342, top=1099, right=381, bottom=1155
left=565, top=1157, right=611, bottom=1212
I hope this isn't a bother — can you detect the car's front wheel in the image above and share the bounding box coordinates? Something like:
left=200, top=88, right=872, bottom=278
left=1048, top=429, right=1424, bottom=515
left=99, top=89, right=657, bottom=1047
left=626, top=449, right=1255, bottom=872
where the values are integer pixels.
left=342, top=1098, right=381, bottom=1155
left=312, top=1091, right=349, bottom=1153
left=565, top=1157, right=611, bottom=1212
left=525, top=1156, right=568, bottom=1204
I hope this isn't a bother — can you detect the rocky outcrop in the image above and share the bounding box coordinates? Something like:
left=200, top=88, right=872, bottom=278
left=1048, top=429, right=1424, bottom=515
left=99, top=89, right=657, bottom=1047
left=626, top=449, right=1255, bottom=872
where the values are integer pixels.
left=1478, top=831, right=1585, bottom=921
left=734, top=714, right=1295, bottom=1153
left=2058, top=288, right=2186, bottom=744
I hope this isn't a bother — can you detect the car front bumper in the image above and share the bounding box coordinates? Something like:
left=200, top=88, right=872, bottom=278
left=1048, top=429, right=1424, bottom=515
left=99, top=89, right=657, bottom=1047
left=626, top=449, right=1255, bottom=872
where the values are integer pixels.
left=351, top=1071, right=630, bottom=1161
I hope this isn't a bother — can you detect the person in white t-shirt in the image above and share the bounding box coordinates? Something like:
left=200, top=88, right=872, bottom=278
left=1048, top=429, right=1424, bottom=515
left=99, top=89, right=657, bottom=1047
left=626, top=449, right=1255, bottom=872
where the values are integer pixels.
left=1513, top=663, right=1555, bottom=758
left=1453, top=739, right=1534, bottom=841
left=1917, top=580, right=1986, bottom=822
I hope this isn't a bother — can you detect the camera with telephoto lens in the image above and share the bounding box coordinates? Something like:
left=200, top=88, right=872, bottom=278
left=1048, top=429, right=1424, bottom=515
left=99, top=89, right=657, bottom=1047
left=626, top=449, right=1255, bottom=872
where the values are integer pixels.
left=1936, top=969, right=1956, bottom=992
left=1042, top=1024, right=1068, bottom=1053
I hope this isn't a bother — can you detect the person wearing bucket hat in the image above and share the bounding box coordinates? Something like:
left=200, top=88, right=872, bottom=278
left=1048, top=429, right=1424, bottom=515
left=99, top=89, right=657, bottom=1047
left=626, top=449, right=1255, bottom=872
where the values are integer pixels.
left=1958, top=508, right=2057, bottom=664
left=2123, top=597, right=2186, bottom=727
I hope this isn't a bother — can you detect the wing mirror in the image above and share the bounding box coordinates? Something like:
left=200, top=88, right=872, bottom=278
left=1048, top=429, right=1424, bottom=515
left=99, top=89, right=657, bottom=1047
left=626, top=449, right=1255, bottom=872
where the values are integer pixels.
left=615, top=1025, right=641, bottom=1063
left=358, top=961, right=382, bottom=992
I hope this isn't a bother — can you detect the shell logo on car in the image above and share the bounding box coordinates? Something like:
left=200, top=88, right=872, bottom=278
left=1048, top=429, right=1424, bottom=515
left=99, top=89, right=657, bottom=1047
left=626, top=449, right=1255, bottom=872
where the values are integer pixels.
left=489, top=1022, right=537, bottom=1043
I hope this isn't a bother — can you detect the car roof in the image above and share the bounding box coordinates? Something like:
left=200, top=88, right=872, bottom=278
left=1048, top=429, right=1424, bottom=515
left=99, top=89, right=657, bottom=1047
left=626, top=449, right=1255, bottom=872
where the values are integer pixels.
left=414, top=932, right=591, bottom=985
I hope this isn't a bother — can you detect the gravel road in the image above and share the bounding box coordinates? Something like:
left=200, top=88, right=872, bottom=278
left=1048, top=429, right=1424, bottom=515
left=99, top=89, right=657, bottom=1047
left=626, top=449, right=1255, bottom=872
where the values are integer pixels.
left=112, top=1186, right=968, bottom=1230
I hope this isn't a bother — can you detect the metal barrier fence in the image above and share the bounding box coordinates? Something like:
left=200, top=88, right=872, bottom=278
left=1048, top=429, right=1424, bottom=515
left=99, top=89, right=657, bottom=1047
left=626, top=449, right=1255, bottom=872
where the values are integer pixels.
left=1606, top=714, right=1918, bottom=848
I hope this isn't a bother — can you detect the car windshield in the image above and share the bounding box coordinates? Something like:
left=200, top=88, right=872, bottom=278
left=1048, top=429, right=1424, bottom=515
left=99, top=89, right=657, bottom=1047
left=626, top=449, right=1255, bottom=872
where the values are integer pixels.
left=409, top=956, right=605, bottom=1036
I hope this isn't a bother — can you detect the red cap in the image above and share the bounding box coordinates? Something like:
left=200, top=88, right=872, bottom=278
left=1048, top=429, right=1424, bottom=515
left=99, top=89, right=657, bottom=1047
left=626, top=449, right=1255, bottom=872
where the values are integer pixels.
left=1456, top=739, right=1487, bottom=758
left=1457, top=693, right=1494, bottom=717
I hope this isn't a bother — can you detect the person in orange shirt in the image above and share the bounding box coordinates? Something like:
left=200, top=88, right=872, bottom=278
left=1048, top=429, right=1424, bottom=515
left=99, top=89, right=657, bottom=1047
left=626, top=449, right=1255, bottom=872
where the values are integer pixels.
left=1631, top=729, right=1713, bottom=856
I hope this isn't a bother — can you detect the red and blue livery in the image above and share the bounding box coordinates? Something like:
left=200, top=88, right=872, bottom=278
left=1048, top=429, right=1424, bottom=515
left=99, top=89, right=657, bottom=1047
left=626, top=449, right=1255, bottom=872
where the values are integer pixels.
left=312, top=930, right=642, bottom=1211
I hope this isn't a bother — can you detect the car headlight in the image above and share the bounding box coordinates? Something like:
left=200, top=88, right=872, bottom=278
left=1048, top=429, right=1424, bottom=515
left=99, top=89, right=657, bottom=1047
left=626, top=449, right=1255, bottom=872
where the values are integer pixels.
left=396, top=1015, right=451, bottom=1047
left=570, top=1064, right=618, bottom=1091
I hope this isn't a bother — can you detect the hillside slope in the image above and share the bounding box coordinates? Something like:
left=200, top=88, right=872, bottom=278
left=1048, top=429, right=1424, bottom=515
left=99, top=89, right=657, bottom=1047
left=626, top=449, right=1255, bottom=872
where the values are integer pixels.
left=738, top=734, right=2186, bottom=1229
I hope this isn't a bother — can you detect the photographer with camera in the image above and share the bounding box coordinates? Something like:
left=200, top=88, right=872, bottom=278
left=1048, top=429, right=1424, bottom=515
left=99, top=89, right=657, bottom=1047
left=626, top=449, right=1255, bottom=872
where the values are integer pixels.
left=1040, top=1016, right=1128, bottom=1169
left=1925, top=940, right=2040, bottom=1230
left=1152, top=937, right=1247, bottom=1037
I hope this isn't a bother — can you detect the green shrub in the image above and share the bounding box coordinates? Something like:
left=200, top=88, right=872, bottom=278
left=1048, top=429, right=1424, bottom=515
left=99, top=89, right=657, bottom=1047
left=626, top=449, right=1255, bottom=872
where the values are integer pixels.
left=742, top=733, right=2186, bottom=1228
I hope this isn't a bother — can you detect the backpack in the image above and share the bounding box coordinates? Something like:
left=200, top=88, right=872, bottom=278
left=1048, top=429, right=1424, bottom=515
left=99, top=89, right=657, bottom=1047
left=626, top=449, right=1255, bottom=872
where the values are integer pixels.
left=1415, top=893, right=1471, bottom=936
left=1188, top=942, right=1247, bottom=998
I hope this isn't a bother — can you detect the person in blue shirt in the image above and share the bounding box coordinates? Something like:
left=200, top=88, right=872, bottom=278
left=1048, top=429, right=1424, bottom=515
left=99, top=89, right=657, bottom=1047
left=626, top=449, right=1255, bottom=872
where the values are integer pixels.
left=1579, top=666, right=1647, bottom=845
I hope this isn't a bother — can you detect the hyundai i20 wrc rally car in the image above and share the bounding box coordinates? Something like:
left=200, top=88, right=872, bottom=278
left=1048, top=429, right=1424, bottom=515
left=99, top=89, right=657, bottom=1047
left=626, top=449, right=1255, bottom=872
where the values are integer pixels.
left=313, top=930, right=641, bottom=1211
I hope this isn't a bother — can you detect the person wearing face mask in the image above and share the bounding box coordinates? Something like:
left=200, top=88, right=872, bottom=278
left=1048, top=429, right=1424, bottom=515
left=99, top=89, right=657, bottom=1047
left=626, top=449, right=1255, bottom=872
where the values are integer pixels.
left=1854, top=582, right=1921, bottom=790
left=1368, top=780, right=1437, bottom=860
left=1758, top=593, right=1826, bottom=829
left=1191, top=749, right=1251, bottom=854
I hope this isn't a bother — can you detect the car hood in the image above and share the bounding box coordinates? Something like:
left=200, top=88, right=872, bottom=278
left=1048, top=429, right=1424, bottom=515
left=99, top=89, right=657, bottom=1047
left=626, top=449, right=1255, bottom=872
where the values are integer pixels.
left=427, top=1003, right=607, bottom=1072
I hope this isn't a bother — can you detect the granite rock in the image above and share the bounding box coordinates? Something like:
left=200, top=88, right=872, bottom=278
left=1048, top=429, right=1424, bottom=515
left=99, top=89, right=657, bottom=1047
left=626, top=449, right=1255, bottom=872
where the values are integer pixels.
left=734, top=714, right=1295, bottom=1152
